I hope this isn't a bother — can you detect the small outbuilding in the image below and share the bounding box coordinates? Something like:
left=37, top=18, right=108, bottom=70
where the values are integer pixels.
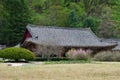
left=21, top=24, right=117, bottom=57
left=101, top=38, right=120, bottom=51
left=0, top=45, right=6, bottom=50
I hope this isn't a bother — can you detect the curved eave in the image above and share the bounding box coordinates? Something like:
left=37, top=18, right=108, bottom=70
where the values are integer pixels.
left=68, top=44, right=117, bottom=48
left=21, top=41, right=117, bottom=50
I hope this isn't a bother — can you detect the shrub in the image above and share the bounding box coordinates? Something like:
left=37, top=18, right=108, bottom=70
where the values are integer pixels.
left=66, top=48, right=91, bottom=60
left=36, top=45, right=64, bottom=61
left=93, top=51, right=120, bottom=61
left=0, top=47, right=35, bottom=61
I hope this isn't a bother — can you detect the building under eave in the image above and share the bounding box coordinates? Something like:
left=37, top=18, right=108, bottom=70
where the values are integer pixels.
left=0, top=45, right=6, bottom=50
left=21, top=24, right=117, bottom=57
left=101, top=38, right=120, bottom=51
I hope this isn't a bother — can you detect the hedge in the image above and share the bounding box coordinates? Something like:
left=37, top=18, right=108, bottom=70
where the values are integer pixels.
left=0, top=47, right=35, bottom=61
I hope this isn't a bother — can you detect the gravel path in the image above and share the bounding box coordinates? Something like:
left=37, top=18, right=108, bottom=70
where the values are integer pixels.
left=6, top=62, right=44, bottom=66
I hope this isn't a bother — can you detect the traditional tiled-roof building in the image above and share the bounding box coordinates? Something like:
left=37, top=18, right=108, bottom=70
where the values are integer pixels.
left=21, top=24, right=117, bottom=57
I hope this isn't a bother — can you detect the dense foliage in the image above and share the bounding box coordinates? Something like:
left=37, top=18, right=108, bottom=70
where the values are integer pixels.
left=0, top=47, right=35, bottom=61
left=0, top=0, right=120, bottom=46
left=0, top=0, right=31, bottom=46
left=93, top=51, right=120, bottom=61
left=66, top=48, right=91, bottom=60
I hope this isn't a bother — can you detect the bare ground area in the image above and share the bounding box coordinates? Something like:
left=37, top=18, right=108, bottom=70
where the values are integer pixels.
left=0, top=62, right=120, bottom=80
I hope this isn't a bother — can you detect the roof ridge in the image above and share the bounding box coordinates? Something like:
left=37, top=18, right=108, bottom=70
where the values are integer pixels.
left=88, top=28, right=100, bottom=41
left=27, top=24, right=91, bottom=31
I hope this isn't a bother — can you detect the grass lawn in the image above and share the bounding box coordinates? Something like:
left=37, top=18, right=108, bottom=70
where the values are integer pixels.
left=0, top=62, right=120, bottom=80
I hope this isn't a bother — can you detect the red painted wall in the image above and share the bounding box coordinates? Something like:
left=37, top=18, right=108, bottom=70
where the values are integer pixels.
left=21, top=29, right=32, bottom=44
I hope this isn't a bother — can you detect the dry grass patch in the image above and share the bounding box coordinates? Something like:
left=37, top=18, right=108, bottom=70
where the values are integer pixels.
left=0, top=62, right=120, bottom=80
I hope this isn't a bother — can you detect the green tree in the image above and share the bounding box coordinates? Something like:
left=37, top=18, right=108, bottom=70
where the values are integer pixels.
left=82, top=0, right=116, bottom=17
left=68, top=10, right=79, bottom=27
left=0, top=0, right=31, bottom=46
left=83, top=16, right=100, bottom=33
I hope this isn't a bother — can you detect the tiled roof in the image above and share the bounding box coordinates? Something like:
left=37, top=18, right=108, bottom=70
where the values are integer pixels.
left=24, top=24, right=116, bottom=48
left=101, top=38, right=120, bottom=50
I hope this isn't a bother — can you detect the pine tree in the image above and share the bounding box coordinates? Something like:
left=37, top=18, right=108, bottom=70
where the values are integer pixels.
left=0, top=0, right=31, bottom=46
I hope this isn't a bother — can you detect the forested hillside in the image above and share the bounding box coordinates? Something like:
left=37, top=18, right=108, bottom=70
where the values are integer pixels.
left=0, top=0, right=120, bottom=46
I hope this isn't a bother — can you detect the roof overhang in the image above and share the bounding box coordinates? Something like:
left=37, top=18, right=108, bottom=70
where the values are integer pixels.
left=22, top=40, right=117, bottom=51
